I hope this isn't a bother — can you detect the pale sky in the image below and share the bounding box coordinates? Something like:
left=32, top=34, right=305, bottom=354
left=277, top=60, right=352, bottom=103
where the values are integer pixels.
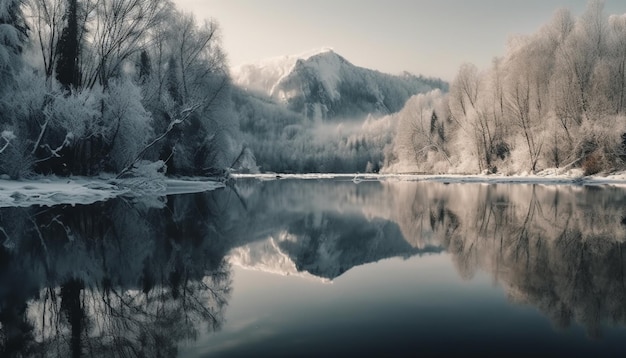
left=174, top=0, right=626, bottom=81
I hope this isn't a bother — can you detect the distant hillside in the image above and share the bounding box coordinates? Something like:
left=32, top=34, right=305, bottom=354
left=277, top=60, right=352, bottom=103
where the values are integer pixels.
left=231, top=48, right=448, bottom=173
left=233, top=48, right=447, bottom=121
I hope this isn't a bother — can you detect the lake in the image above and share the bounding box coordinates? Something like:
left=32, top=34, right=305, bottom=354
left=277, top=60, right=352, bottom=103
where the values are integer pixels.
left=2, top=178, right=626, bottom=357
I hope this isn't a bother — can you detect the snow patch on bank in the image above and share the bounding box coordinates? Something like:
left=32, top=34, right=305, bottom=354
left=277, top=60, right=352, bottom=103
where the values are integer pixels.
left=0, top=177, right=224, bottom=208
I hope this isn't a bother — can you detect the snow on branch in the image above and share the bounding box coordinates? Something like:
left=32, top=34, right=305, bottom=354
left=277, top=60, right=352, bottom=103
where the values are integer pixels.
left=115, top=104, right=201, bottom=179
left=0, top=130, right=16, bottom=154
left=34, top=132, right=74, bottom=164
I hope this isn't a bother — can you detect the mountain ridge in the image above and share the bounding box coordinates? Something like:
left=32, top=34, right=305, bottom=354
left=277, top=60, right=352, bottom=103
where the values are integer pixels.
left=232, top=48, right=448, bottom=121
left=231, top=47, right=337, bottom=95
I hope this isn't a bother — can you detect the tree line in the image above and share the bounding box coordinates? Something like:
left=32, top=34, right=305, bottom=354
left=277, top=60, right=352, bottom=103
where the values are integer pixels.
left=5, top=0, right=624, bottom=178
left=0, top=0, right=241, bottom=179
left=389, top=0, right=626, bottom=175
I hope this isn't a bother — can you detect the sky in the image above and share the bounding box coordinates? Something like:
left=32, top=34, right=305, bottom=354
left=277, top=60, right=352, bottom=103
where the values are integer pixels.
left=174, top=0, right=626, bottom=81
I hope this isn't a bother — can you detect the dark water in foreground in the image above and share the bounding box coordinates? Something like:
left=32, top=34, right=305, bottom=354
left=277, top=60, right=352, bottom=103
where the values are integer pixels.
left=2, top=179, right=626, bottom=357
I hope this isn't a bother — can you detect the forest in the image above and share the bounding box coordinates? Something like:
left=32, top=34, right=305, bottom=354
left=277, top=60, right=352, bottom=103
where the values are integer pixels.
left=0, top=0, right=243, bottom=180
left=2, top=0, right=626, bottom=178
left=388, top=0, right=626, bottom=175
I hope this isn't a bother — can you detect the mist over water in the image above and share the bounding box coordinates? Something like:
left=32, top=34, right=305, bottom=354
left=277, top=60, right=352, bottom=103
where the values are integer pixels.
left=2, top=179, right=626, bottom=357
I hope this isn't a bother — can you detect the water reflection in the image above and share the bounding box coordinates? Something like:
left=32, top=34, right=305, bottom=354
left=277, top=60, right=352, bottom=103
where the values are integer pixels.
left=1, top=179, right=626, bottom=356
left=0, top=193, right=234, bottom=357
left=377, top=182, right=626, bottom=338
left=228, top=180, right=443, bottom=279
left=230, top=180, right=626, bottom=337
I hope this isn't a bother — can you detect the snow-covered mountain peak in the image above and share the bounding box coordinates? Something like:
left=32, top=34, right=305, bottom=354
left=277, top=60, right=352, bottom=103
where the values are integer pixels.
left=231, top=47, right=338, bottom=95
left=233, top=48, right=447, bottom=121
left=296, top=46, right=335, bottom=59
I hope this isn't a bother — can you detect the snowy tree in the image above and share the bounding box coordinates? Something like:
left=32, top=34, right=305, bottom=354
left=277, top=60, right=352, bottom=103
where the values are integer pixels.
left=502, top=29, right=560, bottom=172
left=81, top=0, right=171, bottom=89
left=396, top=90, right=449, bottom=170
left=449, top=63, right=498, bottom=172
left=0, top=0, right=27, bottom=52
left=136, top=9, right=235, bottom=176
left=101, top=79, right=154, bottom=172
left=605, top=14, right=626, bottom=114
left=0, top=0, right=27, bottom=88
left=0, top=1, right=30, bottom=177
left=387, top=0, right=626, bottom=175
left=449, top=63, right=480, bottom=120
left=0, top=0, right=244, bottom=178
left=556, top=0, right=607, bottom=122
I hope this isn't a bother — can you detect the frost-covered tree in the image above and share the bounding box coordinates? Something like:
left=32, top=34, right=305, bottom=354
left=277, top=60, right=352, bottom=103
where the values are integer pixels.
left=0, top=0, right=27, bottom=89
left=81, top=0, right=171, bottom=89
left=394, top=90, right=450, bottom=172
left=449, top=63, right=499, bottom=172
left=0, top=0, right=241, bottom=178
left=0, top=0, right=26, bottom=51
left=101, top=80, right=154, bottom=172
left=0, top=0, right=29, bottom=177
left=556, top=0, right=608, bottom=122
left=503, top=31, right=559, bottom=172
left=384, top=0, right=626, bottom=175
left=604, top=14, right=626, bottom=114
left=136, top=9, right=236, bottom=176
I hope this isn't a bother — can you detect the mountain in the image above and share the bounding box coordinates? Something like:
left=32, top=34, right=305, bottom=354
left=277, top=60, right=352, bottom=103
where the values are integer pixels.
left=232, top=48, right=330, bottom=96
left=232, top=48, right=447, bottom=120
left=221, top=180, right=444, bottom=280
left=227, top=212, right=437, bottom=281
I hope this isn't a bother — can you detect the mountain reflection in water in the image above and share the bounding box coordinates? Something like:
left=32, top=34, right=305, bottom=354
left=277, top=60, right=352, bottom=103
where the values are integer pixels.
left=2, top=179, right=626, bottom=356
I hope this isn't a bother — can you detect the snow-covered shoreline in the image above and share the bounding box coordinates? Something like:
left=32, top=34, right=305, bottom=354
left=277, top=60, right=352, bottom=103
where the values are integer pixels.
left=233, top=169, right=626, bottom=186
left=0, top=177, right=225, bottom=208
left=3, top=169, right=626, bottom=209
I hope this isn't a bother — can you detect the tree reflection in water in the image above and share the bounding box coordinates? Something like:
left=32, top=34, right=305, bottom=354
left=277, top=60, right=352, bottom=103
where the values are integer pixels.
left=0, top=192, right=234, bottom=357
left=381, top=182, right=626, bottom=338
left=2, top=180, right=626, bottom=356
left=230, top=180, right=626, bottom=337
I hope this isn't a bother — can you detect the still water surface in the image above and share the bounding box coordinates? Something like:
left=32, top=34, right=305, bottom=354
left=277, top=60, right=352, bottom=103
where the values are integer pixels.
left=2, top=179, right=626, bottom=357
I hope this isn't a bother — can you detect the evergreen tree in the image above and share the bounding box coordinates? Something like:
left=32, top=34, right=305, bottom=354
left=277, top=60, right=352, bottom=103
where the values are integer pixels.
left=166, top=56, right=181, bottom=103
left=55, top=0, right=80, bottom=89
left=138, top=50, right=152, bottom=84
left=430, top=110, right=438, bottom=135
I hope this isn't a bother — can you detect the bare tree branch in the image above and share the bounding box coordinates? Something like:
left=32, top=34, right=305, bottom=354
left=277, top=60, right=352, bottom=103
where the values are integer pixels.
left=115, top=104, right=201, bottom=179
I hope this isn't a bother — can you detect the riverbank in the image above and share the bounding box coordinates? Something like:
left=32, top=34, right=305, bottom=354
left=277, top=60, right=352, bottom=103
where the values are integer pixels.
left=233, top=168, right=626, bottom=186
left=3, top=168, right=626, bottom=208
left=0, top=176, right=224, bottom=207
